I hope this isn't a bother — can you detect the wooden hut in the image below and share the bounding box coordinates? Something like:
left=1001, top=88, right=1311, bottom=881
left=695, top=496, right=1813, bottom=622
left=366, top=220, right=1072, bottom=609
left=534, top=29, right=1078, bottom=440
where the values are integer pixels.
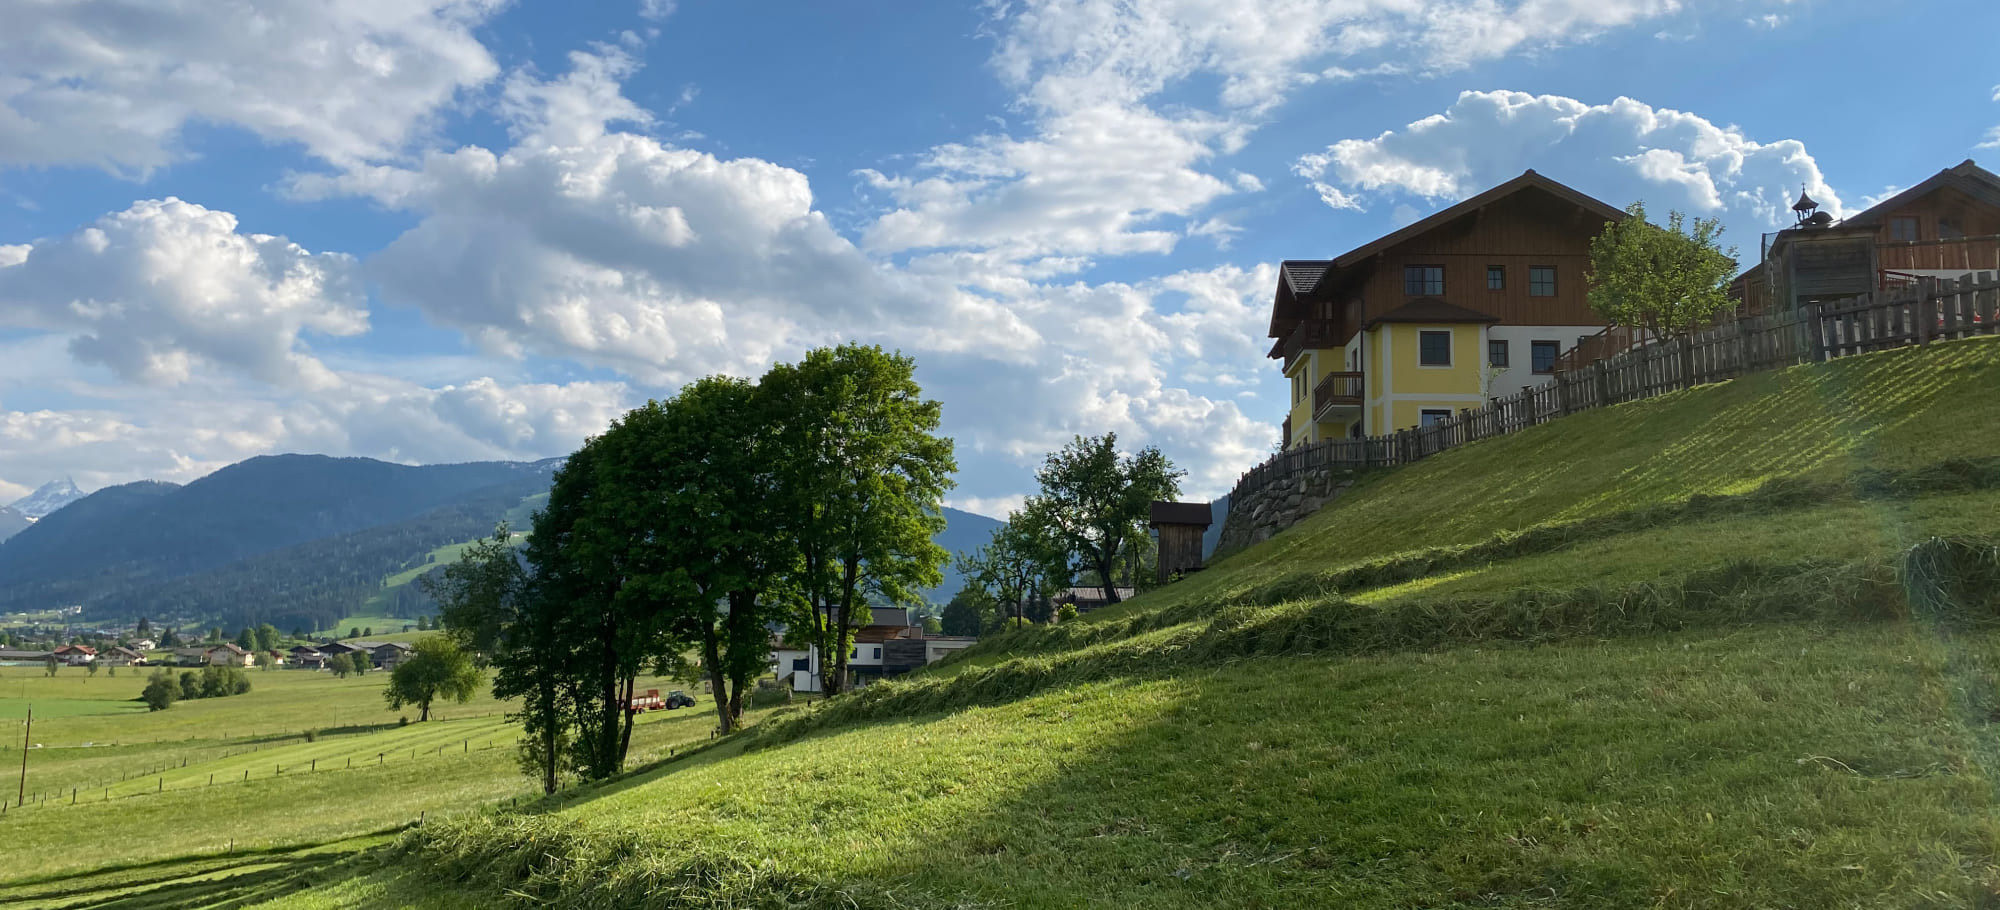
left=1149, top=501, right=1213, bottom=585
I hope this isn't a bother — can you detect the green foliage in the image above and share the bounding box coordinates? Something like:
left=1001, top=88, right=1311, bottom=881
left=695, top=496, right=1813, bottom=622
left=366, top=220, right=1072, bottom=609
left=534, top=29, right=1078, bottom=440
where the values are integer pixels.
left=956, top=520, right=1061, bottom=628
left=422, top=525, right=525, bottom=659
left=1587, top=200, right=1739, bottom=337
left=140, top=669, right=178, bottom=711
left=329, top=652, right=354, bottom=678
left=761, top=344, right=956, bottom=695
left=178, top=671, right=201, bottom=701
left=1056, top=602, right=1078, bottom=624
left=1018, top=433, right=1183, bottom=606
left=940, top=592, right=984, bottom=637
left=384, top=638, right=482, bottom=722
left=255, top=623, right=280, bottom=653
left=236, top=627, right=256, bottom=651
left=349, top=627, right=360, bottom=640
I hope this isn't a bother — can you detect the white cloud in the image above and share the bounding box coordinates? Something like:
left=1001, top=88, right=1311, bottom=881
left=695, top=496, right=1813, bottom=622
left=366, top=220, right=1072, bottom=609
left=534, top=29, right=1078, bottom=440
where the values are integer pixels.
left=1294, top=90, right=1843, bottom=235
left=0, top=0, right=505, bottom=175
left=0, top=198, right=366, bottom=387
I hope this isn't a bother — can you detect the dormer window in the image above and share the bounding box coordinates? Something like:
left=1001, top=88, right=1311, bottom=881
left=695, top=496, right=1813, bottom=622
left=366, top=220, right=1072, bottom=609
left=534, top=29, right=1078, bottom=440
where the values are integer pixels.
left=1889, top=216, right=1919, bottom=242
left=1403, top=265, right=1444, bottom=296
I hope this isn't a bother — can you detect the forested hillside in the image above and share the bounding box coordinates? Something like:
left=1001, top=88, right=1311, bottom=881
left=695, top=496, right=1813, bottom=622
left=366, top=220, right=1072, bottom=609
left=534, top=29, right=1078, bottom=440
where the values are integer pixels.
left=0, top=455, right=561, bottom=615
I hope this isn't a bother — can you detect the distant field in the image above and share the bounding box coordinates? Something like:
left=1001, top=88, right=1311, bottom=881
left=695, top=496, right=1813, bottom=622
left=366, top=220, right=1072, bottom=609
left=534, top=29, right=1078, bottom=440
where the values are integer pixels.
left=0, top=663, right=733, bottom=884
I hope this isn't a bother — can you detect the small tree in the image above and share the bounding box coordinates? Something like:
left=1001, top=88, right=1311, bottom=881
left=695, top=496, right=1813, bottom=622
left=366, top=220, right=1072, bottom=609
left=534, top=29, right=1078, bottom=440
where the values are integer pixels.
left=349, top=627, right=360, bottom=640
left=383, top=638, right=482, bottom=722
left=1018, top=434, right=1184, bottom=607
left=179, top=671, right=202, bottom=701
left=87, top=660, right=99, bottom=677
left=142, top=670, right=178, bottom=711
left=328, top=652, right=354, bottom=678
left=136, top=617, right=153, bottom=637
left=44, top=656, right=58, bottom=676
left=1587, top=201, right=1739, bottom=338
left=351, top=655, right=368, bottom=676
left=254, top=624, right=280, bottom=653
left=362, top=627, right=373, bottom=638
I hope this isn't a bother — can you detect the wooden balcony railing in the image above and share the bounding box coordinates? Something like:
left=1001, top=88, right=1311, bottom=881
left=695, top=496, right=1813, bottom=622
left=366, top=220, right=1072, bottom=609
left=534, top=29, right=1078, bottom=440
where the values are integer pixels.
left=1876, top=235, right=2000, bottom=273
left=1311, top=371, right=1364, bottom=421
left=1281, top=320, right=1347, bottom=371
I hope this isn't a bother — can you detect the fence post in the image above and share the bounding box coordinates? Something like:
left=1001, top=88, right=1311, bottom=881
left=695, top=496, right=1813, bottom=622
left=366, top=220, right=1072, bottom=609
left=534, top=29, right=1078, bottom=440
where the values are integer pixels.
left=1593, top=360, right=1610, bottom=408
left=1678, top=335, right=1695, bottom=390
left=1807, top=303, right=1828, bottom=362
left=1917, top=279, right=1936, bottom=346
left=1555, top=373, right=1572, bottom=417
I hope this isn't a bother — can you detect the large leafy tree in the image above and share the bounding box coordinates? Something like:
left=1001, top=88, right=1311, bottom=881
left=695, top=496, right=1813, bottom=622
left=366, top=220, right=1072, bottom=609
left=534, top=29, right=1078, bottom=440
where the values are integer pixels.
left=762, top=345, right=956, bottom=694
left=1018, top=434, right=1183, bottom=607
left=383, top=637, right=482, bottom=722
left=1587, top=201, right=1739, bottom=338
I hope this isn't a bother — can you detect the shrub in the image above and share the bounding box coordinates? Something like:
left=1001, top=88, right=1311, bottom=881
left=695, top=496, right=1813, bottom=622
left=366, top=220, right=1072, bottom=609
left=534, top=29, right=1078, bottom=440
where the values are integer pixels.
left=179, top=671, right=201, bottom=701
left=141, top=670, right=178, bottom=712
left=304, top=729, right=318, bottom=743
left=1056, top=603, right=1078, bottom=624
left=748, top=687, right=792, bottom=709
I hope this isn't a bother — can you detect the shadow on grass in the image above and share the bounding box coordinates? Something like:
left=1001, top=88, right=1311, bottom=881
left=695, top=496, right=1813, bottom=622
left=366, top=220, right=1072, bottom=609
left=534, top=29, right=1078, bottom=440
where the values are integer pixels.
left=0, top=831, right=405, bottom=910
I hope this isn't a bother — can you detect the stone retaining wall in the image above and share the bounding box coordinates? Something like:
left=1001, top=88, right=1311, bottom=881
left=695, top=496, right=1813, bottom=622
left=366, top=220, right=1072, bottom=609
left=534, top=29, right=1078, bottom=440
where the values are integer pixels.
left=1212, top=465, right=1365, bottom=558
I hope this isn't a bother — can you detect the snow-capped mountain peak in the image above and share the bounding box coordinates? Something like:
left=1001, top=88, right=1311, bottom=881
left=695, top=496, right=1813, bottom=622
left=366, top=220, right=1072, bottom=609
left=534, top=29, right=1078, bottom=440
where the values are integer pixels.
left=10, top=477, right=85, bottom=520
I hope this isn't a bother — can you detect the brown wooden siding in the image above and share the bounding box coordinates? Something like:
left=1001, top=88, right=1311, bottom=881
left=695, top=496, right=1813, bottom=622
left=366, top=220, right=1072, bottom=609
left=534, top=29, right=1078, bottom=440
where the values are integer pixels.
left=1155, top=525, right=1206, bottom=585
left=1350, top=192, right=1610, bottom=329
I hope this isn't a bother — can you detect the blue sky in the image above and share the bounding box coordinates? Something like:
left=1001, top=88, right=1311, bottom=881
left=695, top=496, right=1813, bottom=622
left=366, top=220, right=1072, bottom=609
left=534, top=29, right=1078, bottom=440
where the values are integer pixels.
left=0, top=0, right=1995, bottom=516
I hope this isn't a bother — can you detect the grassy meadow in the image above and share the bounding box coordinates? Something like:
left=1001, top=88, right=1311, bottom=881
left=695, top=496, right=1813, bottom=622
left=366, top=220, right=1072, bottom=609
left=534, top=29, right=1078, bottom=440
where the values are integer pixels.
left=11, top=337, right=2000, bottom=908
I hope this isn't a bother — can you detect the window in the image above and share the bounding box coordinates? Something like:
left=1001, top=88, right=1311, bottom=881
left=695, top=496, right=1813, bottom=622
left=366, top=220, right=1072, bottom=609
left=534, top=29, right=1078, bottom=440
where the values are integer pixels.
left=1940, top=217, right=1965, bottom=240
left=1529, top=266, right=1557, bottom=297
left=1531, top=340, right=1560, bottom=374
left=872, top=647, right=882, bottom=660
left=791, top=657, right=809, bottom=671
left=1420, top=409, right=1452, bottom=428
left=1418, top=330, right=1452, bottom=366
left=1488, top=339, right=1509, bottom=368
left=1889, top=216, right=1919, bottom=242
left=1486, top=265, right=1505, bottom=290
left=1403, top=265, right=1444, bottom=295
left=1292, top=370, right=1306, bottom=403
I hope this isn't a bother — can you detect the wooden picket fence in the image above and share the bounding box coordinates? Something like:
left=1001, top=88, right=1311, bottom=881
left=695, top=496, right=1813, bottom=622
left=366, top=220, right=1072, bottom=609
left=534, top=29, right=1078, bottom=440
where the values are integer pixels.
left=1232, top=271, right=2000, bottom=499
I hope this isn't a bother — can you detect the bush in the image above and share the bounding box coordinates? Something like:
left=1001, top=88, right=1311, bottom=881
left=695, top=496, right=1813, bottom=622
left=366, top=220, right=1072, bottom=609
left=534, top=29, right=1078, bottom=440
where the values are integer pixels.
left=179, top=671, right=201, bottom=701
left=141, top=670, right=178, bottom=712
left=304, top=729, right=318, bottom=743
left=748, top=687, right=793, bottom=709
left=1056, top=603, right=1078, bottom=624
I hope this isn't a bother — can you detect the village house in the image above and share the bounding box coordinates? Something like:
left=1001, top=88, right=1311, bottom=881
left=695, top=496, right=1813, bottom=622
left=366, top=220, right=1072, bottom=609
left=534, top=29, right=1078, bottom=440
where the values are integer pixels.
left=0, top=648, right=55, bottom=666
left=53, top=644, right=97, bottom=666
left=1268, top=170, right=1623, bottom=445
left=99, top=646, right=145, bottom=667
left=371, top=642, right=414, bottom=671
left=1733, top=159, right=2000, bottom=314
left=771, top=608, right=976, bottom=693
left=206, top=642, right=254, bottom=667
left=288, top=645, right=327, bottom=669
left=131, top=639, right=158, bottom=652
left=174, top=648, right=210, bottom=666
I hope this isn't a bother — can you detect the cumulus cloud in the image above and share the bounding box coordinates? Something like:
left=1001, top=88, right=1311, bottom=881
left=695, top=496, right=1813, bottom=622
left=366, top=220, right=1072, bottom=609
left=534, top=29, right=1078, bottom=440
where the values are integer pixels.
left=1294, top=90, right=1843, bottom=235
left=0, top=198, right=366, bottom=387
left=0, top=0, right=504, bottom=175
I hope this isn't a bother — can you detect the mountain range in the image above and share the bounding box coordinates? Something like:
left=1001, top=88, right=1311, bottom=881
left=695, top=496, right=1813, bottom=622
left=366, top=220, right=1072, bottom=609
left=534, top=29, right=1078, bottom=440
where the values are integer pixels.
left=0, top=453, right=1003, bottom=632
left=0, top=477, right=87, bottom=543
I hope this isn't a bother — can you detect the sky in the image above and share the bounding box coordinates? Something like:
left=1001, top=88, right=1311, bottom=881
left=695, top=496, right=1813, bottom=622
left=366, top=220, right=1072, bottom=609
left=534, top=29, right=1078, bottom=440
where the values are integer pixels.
left=0, top=0, right=1995, bottom=518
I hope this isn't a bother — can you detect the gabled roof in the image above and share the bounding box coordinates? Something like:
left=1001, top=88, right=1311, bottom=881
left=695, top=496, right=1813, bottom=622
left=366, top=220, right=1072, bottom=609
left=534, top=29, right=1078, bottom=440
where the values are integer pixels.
left=1328, top=170, right=1625, bottom=270
left=209, top=643, right=247, bottom=655
left=1365, top=297, right=1504, bottom=328
left=1280, top=260, right=1334, bottom=297
left=1842, top=159, right=2000, bottom=226
left=1149, top=500, right=1213, bottom=527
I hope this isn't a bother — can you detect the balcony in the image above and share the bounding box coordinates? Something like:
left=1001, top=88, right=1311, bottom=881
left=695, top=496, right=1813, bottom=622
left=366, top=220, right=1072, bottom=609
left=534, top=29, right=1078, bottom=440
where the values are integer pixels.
left=1280, top=319, right=1347, bottom=372
left=1312, top=371, right=1364, bottom=422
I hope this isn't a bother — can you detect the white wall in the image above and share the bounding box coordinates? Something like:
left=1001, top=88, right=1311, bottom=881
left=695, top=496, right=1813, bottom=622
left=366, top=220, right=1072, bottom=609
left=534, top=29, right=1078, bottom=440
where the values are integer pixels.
left=1481, top=325, right=1605, bottom=398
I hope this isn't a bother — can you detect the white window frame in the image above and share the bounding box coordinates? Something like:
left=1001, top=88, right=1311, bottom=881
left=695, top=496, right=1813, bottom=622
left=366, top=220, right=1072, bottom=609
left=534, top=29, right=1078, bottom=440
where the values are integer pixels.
left=1419, top=408, right=1453, bottom=428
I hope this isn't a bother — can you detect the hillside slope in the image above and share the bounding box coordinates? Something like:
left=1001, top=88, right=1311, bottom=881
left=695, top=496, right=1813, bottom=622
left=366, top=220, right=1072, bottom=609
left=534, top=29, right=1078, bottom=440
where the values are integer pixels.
left=0, top=455, right=561, bottom=614
left=47, top=337, right=2000, bottom=908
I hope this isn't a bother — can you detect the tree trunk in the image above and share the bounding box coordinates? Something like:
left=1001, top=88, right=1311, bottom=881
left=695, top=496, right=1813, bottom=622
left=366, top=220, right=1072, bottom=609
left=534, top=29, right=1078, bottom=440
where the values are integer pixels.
left=1095, top=550, right=1122, bottom=604
left=616, top=674, right=635, bottom=763
left=539, top=682, right=558, bottom=794
left=723, top=590, right=760, bottom=729
left=831, top=557, right=861, bottom=693
left=701, top=620, right=733, bottom=734
left=595, top=631, right=622, bottom=779
left=419, top=699, right=431, bottom=723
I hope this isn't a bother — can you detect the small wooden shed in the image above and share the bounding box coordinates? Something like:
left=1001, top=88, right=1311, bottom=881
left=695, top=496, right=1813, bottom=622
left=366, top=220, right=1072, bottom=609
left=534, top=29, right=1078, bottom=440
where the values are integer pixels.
left=1149, top=501, right=1213, bottom=585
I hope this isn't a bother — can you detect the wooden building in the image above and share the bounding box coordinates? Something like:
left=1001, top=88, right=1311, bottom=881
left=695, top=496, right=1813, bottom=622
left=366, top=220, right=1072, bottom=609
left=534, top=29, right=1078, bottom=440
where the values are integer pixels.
left=1149, top=501, right=1213, bottom=584
left=1734, top=159, right=2000, bottom=314
left=1268, top=170, right=1624, bottom=445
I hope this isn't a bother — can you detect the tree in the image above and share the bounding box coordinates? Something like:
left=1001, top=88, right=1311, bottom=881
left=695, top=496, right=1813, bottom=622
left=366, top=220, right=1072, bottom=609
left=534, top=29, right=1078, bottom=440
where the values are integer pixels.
left=87, top=660, right=99, bottom=677
left=254, top=624, right=280, bottom=653
left=207, top=628, right=222, bottom=644
left=351, top=655, right=368, bottom=676
left=349, top=627, right=360, bottom=640
left=762, top=345, right=956, bottom=694
left=136, top=617, right=152, bottom=637
left=179, top=671, right=202, bottom=701
left=328, top=652, right=353, bottom=678
left=160, top=627, right=181, bottom=648
left=236, top=628, right=256, bottom=652
left=1587, top=201, right=1739, bottom=339
left=1018, top=434, right=1183, bottom=607
left=383, top=638, right=482, bottom=722
left=956, top=520, right=1060, bottom=628
left=940, top=591, right=984, bottom=637
left=362, top=627, right=373, bottom=637
left=44, top=656, right=58, bottom=676
left=142, top=670, right=178, bottom=711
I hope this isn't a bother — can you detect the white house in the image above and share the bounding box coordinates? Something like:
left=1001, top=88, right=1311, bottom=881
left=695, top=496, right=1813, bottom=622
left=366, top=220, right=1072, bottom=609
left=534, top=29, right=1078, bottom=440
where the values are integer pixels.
left=770, top=608, right=978, bottom=693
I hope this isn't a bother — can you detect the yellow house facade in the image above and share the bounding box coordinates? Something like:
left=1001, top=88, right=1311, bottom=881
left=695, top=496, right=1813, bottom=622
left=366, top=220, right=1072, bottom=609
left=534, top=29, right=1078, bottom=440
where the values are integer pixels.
left=1269, top=170, right=1624, bottom=447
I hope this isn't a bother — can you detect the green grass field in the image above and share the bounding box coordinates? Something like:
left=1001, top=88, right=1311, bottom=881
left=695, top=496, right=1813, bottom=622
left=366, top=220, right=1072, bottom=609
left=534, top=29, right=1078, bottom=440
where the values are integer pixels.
left=13, top=337, right=2000, bottom=908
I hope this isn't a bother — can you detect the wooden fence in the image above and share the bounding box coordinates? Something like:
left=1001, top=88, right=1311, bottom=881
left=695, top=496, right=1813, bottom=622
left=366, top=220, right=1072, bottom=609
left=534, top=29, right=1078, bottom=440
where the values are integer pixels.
left=1231, top=271, right=2000, bottom=499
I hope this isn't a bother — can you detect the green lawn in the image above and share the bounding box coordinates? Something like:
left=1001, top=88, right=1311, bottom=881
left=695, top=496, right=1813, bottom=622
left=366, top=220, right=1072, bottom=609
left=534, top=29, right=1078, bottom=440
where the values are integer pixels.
left=18, top=338, right=2000, bottom=907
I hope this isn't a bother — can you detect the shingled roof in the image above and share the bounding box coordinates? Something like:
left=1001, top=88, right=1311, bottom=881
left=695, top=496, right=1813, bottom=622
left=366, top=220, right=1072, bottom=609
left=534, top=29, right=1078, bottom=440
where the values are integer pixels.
left=1149, top=500, right=1214, bottom=527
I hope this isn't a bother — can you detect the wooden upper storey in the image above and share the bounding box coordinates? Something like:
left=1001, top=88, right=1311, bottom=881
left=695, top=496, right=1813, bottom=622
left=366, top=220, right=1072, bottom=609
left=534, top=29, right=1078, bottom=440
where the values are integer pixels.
left=1269, top=171, right=1623, bottom=359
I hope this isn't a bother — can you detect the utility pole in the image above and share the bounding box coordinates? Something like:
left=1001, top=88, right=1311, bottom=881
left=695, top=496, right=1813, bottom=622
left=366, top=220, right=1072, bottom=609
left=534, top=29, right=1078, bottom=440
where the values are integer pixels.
left=17, top=705, right=29, bottom=808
